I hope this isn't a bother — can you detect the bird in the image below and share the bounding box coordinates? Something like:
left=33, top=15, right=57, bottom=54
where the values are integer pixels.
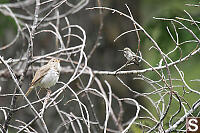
left=118, top=47, right=139, bottom=66
left=25, top=58, right=61, bottom=97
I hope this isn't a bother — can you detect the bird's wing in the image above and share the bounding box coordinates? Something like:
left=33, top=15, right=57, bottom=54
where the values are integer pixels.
left=31, top=64, right=50, bottom=86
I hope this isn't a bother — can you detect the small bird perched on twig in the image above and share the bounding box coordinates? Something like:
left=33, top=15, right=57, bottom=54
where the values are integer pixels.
left=115, top=47, right=141, bottom=74
left=25, top=58, right=61, bottom=97
left=118, top=47, right=140, bottom=66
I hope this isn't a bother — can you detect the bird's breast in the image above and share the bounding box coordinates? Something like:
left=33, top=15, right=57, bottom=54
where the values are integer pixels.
left=40, top=68, right=60, bottom=89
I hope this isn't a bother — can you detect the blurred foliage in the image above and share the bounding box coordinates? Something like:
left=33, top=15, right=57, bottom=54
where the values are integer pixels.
left=141, top=0, right=200, bottom=24
left=141, top=0, right=200, bottom=62
left=0, top=0, right=9, bottom=4
left=131, top=124, right=143, bottom=133
left=133, top=0, right=200, bottom=131
left=0, top=0, right=199, bottom=132
left=140, top=0, right=200, bottom=81
left=0, top=13, right=17, bottom=45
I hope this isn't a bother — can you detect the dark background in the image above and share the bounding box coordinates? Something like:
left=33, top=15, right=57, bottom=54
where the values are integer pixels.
left=0, top=0, right=200, bottom=132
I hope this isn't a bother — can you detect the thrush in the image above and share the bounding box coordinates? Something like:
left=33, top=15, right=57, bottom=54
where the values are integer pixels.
left=25, top=58, right=61, bottom=96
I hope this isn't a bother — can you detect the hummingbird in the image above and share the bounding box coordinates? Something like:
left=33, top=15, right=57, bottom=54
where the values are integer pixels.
left=118, top=47, right=140, bottom=66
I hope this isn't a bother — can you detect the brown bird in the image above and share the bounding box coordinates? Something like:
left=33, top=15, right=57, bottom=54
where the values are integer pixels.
left=25, top=58, right=61, bottom=96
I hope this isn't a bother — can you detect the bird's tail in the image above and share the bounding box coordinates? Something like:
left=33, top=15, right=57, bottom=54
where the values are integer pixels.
left=25, top=86, right=34, bottom=96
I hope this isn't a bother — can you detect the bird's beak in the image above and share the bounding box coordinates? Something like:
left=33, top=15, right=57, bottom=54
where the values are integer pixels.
left=56, top=59, right=60, bottom=63
left=118, top=50, right=124, bottom=52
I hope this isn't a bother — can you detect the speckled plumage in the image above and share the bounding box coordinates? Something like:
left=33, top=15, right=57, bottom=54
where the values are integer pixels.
left=25, top=58, right=61, bottom=96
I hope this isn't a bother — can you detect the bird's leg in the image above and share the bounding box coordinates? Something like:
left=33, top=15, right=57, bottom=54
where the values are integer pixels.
left=134, top=59, right=139, bottom=67
left=47, top=89, right=52, bottom=95
left=129, top=57, right=140, bottom=67
left=44, top=88, right=51, bottom=96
